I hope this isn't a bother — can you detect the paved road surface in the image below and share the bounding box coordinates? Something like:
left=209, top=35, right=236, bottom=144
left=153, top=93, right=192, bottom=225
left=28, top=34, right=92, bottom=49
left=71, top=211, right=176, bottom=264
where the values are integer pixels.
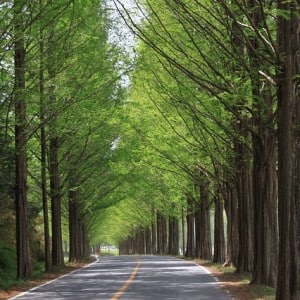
left=11, top=255, right=232, bottom=300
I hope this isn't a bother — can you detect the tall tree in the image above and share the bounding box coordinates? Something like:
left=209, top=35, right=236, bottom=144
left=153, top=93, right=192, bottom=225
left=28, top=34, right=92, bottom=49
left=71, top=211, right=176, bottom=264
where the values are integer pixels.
left=276, top=1, right=300, bottom=298
left=13, top=0, right=32, bottom=279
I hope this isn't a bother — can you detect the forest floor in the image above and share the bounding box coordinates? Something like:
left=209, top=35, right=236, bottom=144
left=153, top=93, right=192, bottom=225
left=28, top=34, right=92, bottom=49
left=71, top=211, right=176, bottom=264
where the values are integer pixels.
left=0, top=257, right=275, bottom=300
left=194, top=259, right=276, bottom=300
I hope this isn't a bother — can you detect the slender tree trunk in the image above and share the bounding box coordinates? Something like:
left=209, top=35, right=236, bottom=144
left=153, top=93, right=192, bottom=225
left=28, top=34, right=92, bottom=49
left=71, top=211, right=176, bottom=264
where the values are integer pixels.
left=195, top=200, right=201, bottom=258
left=69, top=189, right=80, bottom=262
left=39, top=12, right=51, bottom=271
left=151, top=219, right=157, bottom=254
left=181, top=205, right=185, bottom=255
left=247, top=1, right=278, bottom=287
left=251, top=119, right=277, bottom=286
left=235, top=133, right=254, bottom=273
left=135, top=227, right=145, bottom=254
left=49, top=135, right=64, bottom=268
left=276, top=2, right=300, bottom=298
left=157, top=211, right=167, bottom=254
left=185, top=195, right=195, bottom=258
left=199, top=175, right=212, bottom=260
left=145, top=227, right=152, bottom=254
left=168, top=215, right=179, bottom=255
left=230, top=8, right=254, bottom=274
left=14, top=0, right=32, bottom=279
left=81, top=224, right=89, bottom=258
left=223, top=182, right=239, bottom=267
left=47, top=1, right=64, bottom=269
left=151, top=206, right=157, bottom=254
left=168, top=217, right=174, bottom=255
left=213, top=193, right=225, bottom=264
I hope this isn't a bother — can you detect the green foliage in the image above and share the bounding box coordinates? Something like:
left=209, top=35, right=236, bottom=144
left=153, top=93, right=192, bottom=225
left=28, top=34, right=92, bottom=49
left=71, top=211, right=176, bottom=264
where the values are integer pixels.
left=0, top=195, right=15, bottom=248
left=0, top=241, right=17, bottom=289
left=249, top=285, right=276, bottom=299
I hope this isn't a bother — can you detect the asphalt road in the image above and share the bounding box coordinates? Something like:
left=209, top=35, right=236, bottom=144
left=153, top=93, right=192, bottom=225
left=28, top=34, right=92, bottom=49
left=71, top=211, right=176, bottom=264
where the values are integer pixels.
left=10, top=255, right=232, bottom=300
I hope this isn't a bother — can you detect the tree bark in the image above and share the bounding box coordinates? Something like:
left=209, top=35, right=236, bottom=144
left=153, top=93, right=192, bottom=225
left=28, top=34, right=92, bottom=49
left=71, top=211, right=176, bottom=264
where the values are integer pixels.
left=247, top=0, right=278, bottom=287
left=276, top=1, right=300, bottom=298
left=69, top=189, right=81, bottom=262
left=136, top=227, right=145, bottom=254
left=151, top=206, right=157, bottom=254
left=229, top=5, right=254, bottom=274
left=157, top=211, right=167, bottom=254
left=181, top=205, right=185, bottom=255
left=168, top=215, right=179, bottom=256
left=185, top=194, right=195, bottom=258
left=14, top=0, right=32, bottom=279
left=39, top=11, right=51, bottom=271
left=213, top=193, right=225, bottom=264
left=49, top=135, right=64, bottom=268
left=235, top=132, right=254, bottom=273
left=198, top=175, right=212, bottom=260
left=145, top=227, right=152, bottom=254
left=223, top=182, right=239, bottom=267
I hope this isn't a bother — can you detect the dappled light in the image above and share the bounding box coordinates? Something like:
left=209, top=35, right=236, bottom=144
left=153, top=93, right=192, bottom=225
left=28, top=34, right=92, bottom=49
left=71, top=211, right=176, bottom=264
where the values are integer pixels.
left=0, top=1, right=299, bottom=299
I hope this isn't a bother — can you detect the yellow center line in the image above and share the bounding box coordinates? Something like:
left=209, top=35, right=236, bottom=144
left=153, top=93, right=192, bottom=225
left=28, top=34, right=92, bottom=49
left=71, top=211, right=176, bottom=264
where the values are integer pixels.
left=111, top=260, right=141, bottom=300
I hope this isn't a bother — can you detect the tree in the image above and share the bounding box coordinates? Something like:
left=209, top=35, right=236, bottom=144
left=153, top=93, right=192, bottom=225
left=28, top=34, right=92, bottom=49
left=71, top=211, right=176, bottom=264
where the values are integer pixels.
left=114, top=0, right=280, bottom=287
left=13, top=0, right=32, bottom=279
left=276, top=1, right=300, bottom=298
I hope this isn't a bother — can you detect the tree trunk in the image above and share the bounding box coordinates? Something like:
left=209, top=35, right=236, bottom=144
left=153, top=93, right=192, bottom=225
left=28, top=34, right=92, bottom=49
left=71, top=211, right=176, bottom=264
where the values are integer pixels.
left=223, top=182, right=239, bottom=267
left=185, top=194, right=195, bottom=258
left=49, top=135, right=64, bottom=268
left=276, top=2, right=300, bottom=298
left=39, top=15, right=51, bottom=271
left=69, top=189, right=80, bottom=262
left=47, top=2, right=64, bottom=269
left=68, top=188, right=89, bottom=261
left=199, top=175, right=212, bottom=260
left=168, top=215, right=179, bottom=255
left=81, top=224, right=89, bottom=258
left=247, top=0, right=278, bottom=287
left=229, top=6, right=254, bottom=273
left=235, top=133, right=254, bottom=273
left=251, top=117, right=277, bottom=286
left=213, top=193, right=225, bottom=264
left=151, top=206, right=157, bottom=254
left=157, top=211, right=167, bottom=254
left=195, top=199, right=201, bottom=258
left=145, top=227, right=152, bottom=254
left=181, top=205, right=185, bottom=255
left=136, top=227, right=145, bottom=254
left=14, top=0, right=32, bottom=279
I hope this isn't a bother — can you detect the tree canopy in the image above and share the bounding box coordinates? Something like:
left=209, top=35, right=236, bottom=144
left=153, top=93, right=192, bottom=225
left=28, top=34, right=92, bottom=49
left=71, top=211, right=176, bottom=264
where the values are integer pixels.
left=0, top=1, right=299, bottom=299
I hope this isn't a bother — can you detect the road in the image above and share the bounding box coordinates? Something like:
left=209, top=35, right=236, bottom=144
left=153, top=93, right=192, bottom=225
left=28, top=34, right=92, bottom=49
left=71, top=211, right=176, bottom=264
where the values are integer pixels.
left=10, top=255, right=232, bottom=300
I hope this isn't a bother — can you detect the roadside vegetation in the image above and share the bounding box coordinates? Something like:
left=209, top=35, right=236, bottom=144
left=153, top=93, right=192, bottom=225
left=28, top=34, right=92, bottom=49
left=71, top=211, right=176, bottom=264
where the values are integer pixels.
left=0, top=1, right=299, bottom=299
left=195, top=259, right=275, bottom=300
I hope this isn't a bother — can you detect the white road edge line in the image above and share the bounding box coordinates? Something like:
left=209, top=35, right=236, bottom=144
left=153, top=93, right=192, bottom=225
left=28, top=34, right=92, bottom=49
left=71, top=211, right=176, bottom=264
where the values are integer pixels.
left=9, top=256, right=99, bottom=300
left=191, top=260, right=233, bottom=299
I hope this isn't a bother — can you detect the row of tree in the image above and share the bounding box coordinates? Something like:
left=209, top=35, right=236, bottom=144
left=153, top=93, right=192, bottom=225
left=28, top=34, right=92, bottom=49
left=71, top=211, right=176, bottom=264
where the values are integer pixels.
left=0, top=1, right=299, bottom=299
left=109, top=1, right=299, bottom=299
left=0, top=0, right=125, bottom=279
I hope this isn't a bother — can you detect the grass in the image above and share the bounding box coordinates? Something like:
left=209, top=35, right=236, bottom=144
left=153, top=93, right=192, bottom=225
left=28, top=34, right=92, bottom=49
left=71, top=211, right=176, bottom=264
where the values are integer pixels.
left=100, top=249, right=119, bottom=256
left=249, top=285, right=276, bottom=299
left=0, top=261, right=45, bottom=290
left=191, top=259, right=276, bottom=299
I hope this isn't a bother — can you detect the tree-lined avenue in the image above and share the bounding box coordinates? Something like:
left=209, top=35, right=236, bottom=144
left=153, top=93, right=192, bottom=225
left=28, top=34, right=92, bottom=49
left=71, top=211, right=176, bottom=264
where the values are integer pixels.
left=10, top=256, right=231, bottom=300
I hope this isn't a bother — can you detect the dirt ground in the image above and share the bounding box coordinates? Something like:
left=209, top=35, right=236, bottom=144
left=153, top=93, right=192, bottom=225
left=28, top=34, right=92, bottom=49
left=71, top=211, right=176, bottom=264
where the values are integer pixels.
left=0, top=263, right=86, bottom=300
left=194, top=260, right=252, bottom=300
left=0, top=259, right=273, bottom=300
